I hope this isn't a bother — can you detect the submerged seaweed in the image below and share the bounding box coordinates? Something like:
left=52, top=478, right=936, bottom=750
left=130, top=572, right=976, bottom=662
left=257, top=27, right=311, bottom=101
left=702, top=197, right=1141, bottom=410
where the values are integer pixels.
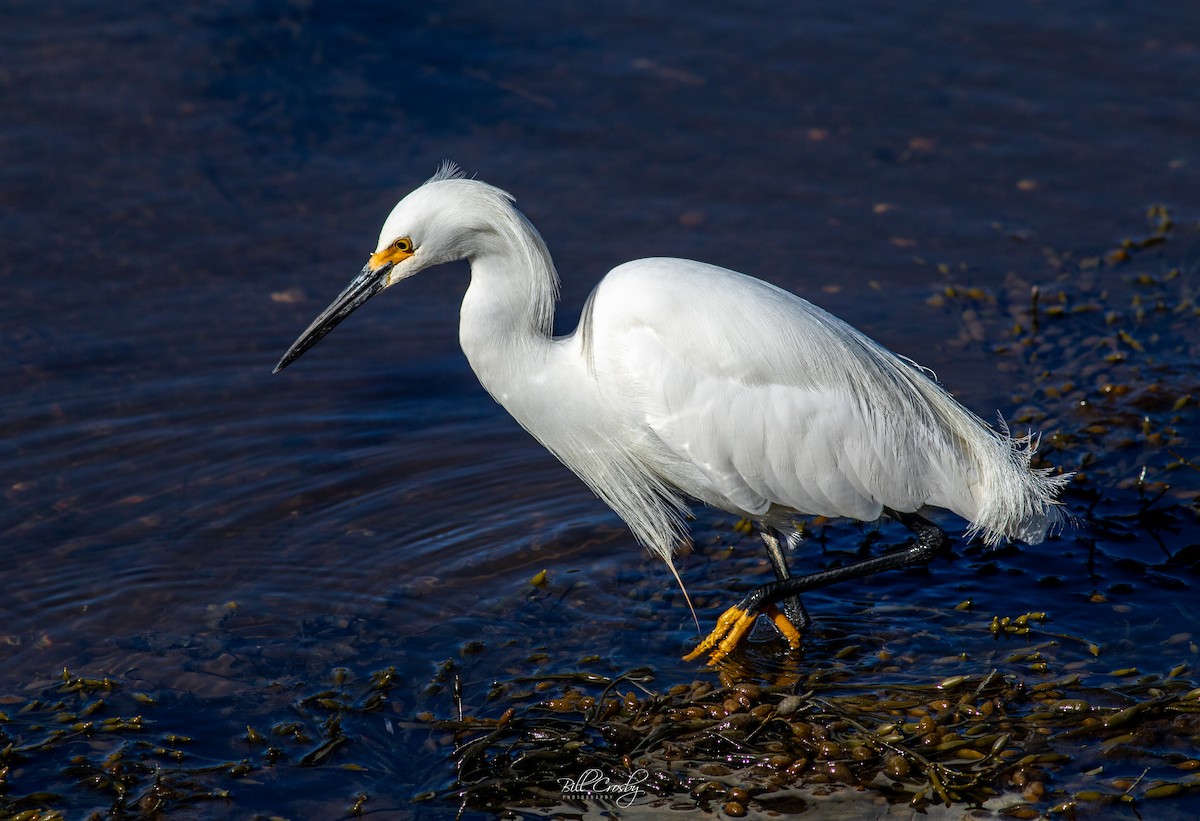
left=0, top=666, right=401, bottom=820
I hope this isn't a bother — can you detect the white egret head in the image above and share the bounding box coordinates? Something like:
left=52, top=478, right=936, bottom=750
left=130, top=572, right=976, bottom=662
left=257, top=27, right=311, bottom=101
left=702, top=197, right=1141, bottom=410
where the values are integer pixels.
left=274, top=163, right=494, bottom=372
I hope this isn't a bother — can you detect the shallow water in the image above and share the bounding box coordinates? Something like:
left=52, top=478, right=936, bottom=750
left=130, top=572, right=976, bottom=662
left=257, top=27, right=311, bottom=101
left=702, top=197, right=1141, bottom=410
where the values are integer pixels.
left=3, top=0, right=1200, bottom=817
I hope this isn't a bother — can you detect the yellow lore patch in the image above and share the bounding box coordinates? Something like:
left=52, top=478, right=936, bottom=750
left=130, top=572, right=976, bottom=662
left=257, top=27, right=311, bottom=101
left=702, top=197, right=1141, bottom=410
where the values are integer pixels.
left=368, top=237, right=414, bottom=270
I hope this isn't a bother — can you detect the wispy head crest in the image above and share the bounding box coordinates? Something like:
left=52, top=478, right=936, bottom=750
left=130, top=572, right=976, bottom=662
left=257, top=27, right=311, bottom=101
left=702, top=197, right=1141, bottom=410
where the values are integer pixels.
left=428, top=160, right=466, bottom=184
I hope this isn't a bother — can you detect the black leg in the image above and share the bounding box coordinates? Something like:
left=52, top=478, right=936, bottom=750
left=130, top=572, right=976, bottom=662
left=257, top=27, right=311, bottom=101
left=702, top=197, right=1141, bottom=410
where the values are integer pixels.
left=743, top=509, right=948, bottom=616
left=686, top=509, right=951, bottom=663
left=885, top=508, right=951, bottom=558
left=761, top=527, right=811, bottom=631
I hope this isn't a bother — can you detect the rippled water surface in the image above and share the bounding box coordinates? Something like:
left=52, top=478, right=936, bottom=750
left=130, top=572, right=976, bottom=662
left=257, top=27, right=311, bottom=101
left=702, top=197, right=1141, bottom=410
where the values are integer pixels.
left=4, top=0, right=1200, bottom=817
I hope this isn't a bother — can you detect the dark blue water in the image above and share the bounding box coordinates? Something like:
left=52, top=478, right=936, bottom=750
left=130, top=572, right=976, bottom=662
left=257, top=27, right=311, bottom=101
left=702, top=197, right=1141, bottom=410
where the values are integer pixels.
left=3, top=0, right=1200, bottom=817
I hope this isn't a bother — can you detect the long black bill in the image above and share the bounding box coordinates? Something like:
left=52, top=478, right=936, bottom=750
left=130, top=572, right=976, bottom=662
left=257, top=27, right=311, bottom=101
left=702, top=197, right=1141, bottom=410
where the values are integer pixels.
left=273, top=262, right=394, bottom=373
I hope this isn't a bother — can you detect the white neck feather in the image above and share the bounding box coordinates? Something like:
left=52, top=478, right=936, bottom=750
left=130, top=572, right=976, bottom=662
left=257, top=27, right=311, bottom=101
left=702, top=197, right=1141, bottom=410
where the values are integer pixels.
left=457, top=207, right=560, bottom=408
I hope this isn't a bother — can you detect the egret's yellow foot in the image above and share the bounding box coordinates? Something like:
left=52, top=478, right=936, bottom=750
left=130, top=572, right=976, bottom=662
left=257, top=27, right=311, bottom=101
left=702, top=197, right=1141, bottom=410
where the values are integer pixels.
left=683, top=605, right=754, bottom=663
left=684, top=604, right=803, bottom=664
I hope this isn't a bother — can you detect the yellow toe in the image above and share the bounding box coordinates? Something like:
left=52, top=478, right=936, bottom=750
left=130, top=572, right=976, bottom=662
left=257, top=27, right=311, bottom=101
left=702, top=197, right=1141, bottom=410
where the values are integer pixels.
left=683, top=605, right=759, bottom=664
left=683, top=605, right=747, bottom=661
left=765, top=605, right=803, bottom=649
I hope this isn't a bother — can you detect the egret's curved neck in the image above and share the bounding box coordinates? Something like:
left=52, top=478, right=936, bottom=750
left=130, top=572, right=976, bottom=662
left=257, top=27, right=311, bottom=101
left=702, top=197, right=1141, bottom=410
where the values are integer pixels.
left=457, top=210, right=561, bottom=405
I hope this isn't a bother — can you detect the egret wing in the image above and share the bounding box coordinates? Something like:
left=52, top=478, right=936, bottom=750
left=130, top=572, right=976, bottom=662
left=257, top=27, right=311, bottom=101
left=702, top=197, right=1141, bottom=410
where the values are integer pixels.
left=584, top=258, right=953, bottom=521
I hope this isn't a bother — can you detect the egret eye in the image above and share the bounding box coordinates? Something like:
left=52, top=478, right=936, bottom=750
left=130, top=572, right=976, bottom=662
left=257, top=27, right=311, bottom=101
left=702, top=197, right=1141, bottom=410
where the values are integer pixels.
left=394, top=237, right=413, bottom=253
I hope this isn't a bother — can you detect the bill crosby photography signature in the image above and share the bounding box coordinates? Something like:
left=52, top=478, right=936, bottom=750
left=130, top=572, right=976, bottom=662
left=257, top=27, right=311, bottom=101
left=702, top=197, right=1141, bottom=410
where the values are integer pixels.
left=559, top=768, right=649, bottom=808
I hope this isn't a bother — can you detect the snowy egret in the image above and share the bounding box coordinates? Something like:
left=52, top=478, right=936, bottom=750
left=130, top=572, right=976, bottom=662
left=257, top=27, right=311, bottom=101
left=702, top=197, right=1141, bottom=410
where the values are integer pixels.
left=275, top=164, right=1070, bottom=663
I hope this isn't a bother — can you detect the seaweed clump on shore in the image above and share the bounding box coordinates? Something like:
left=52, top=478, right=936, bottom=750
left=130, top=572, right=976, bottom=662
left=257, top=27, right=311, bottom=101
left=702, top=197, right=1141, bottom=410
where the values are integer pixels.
left=432, top=662, right=1200, bottom=817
